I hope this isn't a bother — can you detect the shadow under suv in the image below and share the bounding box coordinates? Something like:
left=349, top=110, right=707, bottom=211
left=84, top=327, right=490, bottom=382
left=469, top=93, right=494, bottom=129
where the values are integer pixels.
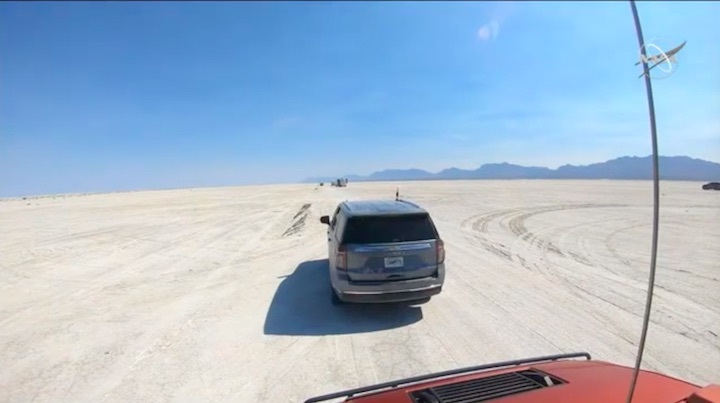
left=319, top=199, right=446, bottom=304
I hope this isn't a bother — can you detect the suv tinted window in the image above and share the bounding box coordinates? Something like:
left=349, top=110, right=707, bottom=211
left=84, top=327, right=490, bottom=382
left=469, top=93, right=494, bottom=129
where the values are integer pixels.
left=330, top=206, right=340, bottom=227
left=341, top=213, right=437, bottom=244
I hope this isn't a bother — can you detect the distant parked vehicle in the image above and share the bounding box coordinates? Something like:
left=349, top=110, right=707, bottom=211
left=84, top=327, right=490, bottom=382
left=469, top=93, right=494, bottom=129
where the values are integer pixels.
left=330, top=178, right=347, bottom=187
left=319, top=199, right=445, bottom=304
left=702, top=182, right=720, bottom=190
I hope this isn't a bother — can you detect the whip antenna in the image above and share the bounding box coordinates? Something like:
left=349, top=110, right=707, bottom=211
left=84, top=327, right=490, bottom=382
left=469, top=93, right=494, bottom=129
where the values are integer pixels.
left=626, top=1, right=662, bottom=401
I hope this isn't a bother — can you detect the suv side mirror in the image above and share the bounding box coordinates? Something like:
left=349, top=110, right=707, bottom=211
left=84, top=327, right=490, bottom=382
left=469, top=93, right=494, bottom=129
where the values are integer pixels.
left=319, top=215, right=330, bottom=225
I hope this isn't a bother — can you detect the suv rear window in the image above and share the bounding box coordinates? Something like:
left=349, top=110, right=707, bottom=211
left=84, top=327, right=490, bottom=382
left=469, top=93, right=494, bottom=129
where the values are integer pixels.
left=341, top=213, right=437, bottom=244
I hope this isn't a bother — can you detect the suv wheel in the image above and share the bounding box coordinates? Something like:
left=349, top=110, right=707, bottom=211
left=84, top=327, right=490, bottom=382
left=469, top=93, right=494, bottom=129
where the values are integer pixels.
left=331, top=288, right=344, bottom=305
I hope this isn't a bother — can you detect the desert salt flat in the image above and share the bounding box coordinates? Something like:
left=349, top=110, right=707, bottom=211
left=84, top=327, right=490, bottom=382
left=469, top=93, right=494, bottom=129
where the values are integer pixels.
left=0, top=180, right=718, bottom=402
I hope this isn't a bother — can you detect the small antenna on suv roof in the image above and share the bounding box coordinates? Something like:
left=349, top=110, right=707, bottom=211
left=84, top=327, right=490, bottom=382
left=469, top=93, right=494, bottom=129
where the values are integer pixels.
left=626, top=1, right=662, bottom=402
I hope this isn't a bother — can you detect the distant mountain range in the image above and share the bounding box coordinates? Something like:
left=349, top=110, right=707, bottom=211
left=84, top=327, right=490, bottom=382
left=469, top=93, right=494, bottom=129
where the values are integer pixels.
left=303, top=156, right=720, bottom=183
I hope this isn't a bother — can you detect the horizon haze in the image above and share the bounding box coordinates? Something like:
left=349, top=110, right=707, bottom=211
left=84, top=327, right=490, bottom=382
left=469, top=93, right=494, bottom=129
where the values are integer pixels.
left=304, top=154, right=720, bottom=183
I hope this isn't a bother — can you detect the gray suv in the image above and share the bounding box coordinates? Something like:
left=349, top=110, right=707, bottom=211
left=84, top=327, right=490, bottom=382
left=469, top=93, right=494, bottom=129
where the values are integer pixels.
left=319, top=199, right=446, bottom=304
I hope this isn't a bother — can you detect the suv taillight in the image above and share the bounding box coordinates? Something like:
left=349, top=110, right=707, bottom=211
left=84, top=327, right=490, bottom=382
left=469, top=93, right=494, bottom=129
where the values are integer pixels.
left=337, top=245, right=347, bottom=271
left=437, top=239, right=445, bottom=264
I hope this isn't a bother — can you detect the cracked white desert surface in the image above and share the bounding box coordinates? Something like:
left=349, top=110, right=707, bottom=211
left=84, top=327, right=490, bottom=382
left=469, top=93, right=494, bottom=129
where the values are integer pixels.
left=1, top=180, right=718, bottom=402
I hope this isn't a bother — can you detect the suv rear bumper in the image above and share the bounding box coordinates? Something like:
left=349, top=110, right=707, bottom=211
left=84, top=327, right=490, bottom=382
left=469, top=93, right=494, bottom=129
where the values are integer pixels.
left=330, top=260, right=445, bottom=304
left=337, top=283, right=442, bottom=303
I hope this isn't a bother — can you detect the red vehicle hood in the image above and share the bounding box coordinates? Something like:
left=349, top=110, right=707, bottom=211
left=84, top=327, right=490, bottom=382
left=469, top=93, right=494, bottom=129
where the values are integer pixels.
left=305, top=353, right=719, bottom=403
left=343, top=361, right=708, bottom=403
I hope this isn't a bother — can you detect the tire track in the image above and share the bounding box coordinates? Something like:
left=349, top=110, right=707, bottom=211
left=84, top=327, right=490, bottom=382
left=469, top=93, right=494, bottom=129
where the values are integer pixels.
left=459, top=202, right=720, bottom=360
left=460, top=204, right=628, bottom=269
left=506, top=204, right=625, bottom=253
left=604, top=223, right=651, bottom=268
left=283, top=203, right=312, bottom=237
left=458, top=215, right=644, bottom=354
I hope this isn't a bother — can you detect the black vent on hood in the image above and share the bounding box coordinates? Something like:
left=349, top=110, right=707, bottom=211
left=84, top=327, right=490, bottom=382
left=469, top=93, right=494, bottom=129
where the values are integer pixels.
left=409, top=369, right=566, bottom=403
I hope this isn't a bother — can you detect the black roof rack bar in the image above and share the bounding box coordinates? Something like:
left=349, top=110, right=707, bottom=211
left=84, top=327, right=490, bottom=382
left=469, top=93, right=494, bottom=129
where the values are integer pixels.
left=303, top=352, right=591, bottom=403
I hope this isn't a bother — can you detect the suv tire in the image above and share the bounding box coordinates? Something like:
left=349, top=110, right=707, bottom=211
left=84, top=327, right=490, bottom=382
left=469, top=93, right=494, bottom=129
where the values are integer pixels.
left=331, top=288, right=344, bottom=305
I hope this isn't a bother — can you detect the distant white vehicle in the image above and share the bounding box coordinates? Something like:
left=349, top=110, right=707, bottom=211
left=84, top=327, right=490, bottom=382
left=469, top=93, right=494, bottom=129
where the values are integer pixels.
left=330, top=178, right=348, bottom=187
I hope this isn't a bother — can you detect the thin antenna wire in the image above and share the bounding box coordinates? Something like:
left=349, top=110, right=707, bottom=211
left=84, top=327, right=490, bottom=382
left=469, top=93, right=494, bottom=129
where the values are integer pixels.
left=626, top=1, right=662, bottom=402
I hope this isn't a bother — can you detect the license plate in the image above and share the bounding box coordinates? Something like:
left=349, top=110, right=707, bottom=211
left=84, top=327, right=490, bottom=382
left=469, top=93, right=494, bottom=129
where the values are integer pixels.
left=384, top=257, right=404, bottom=268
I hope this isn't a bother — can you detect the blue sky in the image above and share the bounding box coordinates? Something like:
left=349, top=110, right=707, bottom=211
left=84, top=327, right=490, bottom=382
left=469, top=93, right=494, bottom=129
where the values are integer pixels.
left=1, top=1, right=718, bottom=196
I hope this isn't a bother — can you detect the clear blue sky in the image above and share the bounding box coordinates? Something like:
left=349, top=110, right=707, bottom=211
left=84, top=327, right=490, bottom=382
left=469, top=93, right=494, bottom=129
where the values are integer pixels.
left=1, top=1, right=718, bottom=196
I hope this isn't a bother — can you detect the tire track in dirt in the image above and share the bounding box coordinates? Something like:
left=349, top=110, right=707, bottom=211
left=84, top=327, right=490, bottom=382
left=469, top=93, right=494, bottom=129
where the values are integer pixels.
left=603, top=222, right=651, bottom=268
left=460, top=204, right=627, bottom=270
left=541, top=216, right=636, bottom=271
left=283, top=203, right=312, bottom=237
left=506, top=204, right=625, bottom=254
left=460, top=203, right=720, bottom=357
left=460, top=209, right=521, bottom=263
left=441, top=239, right=575, bottom=355
left=459, top=213, right=645, bottom=355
